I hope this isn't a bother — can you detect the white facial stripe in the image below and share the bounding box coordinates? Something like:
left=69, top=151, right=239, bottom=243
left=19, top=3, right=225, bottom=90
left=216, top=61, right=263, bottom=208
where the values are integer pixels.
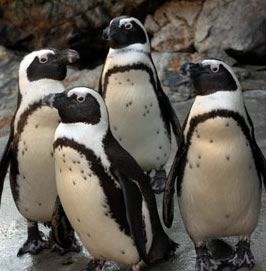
left=119, top=17, right=145, bottom=32
left=67, top=87, right=109, bottom=126
left=201, top=59, right=241, bottom=89
left=20, top=49, right=55, bottom=74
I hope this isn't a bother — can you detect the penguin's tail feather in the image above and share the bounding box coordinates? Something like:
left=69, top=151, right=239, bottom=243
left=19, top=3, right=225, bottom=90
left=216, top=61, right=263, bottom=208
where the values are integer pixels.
left=208, top=239, right=234, bottom=261
left=148, top=234, right=178, bottom=264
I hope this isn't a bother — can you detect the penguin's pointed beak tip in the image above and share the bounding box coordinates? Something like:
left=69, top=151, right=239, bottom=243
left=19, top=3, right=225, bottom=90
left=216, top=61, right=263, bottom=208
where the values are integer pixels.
left=42, top=94, right=55, bottom=108
left=102, top=27, right=111, bottom=41
left=65, top=49, right=80, bottom=64
left=180, top=63, right=193, bottom=77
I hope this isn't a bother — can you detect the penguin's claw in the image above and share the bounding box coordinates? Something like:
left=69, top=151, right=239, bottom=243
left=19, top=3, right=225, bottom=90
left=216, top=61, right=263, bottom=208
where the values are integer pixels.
left=227, top=240, right=255, bottom=270
left=150, top=169, right=167, bottom=194
left=195, top=246, right=221, bottom=271
left=51, top=238, right=81, bottom=256
left=17, top=234, right=49, bottom=256
left=86, top=258, right=105, bottom=271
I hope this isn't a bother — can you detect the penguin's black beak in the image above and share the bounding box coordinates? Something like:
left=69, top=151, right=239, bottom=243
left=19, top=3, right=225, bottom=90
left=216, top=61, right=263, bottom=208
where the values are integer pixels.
left=102, top=26, right=111, bottom=41
left=180, top=62, right=204, bottom=78
left=42, top=93, right=56, bottom=108
left=55, top=49, right=80, bottom=65
left=42, top=92, right=65, bottom=109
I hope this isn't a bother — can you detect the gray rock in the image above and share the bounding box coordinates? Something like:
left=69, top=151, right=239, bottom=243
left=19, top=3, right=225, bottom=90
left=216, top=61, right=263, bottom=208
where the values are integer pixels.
left=0, top=0, right=165, bottom=68
left=194, top=0, right=266, bottom=64
left=145, top=0, right=202, bottom=52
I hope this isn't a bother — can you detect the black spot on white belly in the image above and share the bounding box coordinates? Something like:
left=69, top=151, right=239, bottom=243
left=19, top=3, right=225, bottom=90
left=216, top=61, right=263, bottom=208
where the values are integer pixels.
left=121, top=250, right=125, bottom=255
left=156, top=130, right=159, bottom=134
left=225, top=214, right=230, bottom=219
left=156, top=156, right=160, bottom=161
left=51, top=152, right=53, bottom=157
left=113, top=126, right=117, bottom=131
left=127, top=78, right=130, bottom=82
left=119, top=82, right=122, bottom=85
left=77, top=218, right=80, bottom=223
left=210, top=139, right=213, bottom=143
left=25, top=208, right=28, bottom=212
left=159, top=146, right=162, bottom=150
left=69, top=167, right=72, bottom=171
left=196, top=163, right=200, bottom=168
left=63, top=159, right=66, bottom=163
left=83, top=176, right=87, bottom=180
left=35, top=124, right=39, bottom=128
left=38, top=202, right=42, bottom=206
left=143, top=113, right=146, bottom=117
left=226, top=155, right=230, bottom=161
left=119, top=137, right=122, bottom=142
left=87, top=233, right=91, bottom=238
left=198, top=155, right=201, bottom=159
left=81, top=170, right=84, bottom=174
left=72, top=180, right=76, bottom=185
left=226, top=122, right=230, bottom=127
left=189, top=164, right=193, bottom=169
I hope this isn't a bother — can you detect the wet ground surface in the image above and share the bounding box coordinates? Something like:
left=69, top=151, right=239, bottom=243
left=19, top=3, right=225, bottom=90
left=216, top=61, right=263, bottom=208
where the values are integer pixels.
left=0, top=91, right=266, bottom=271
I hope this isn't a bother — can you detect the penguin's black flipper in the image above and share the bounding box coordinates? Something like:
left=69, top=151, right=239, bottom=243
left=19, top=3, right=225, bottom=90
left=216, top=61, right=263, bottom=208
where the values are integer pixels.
left=0, top=130, right=13, bottom=205
left=51, top=196, right=76, bottom=250
left=244, top=106, right=266, bottom=189
left=113, top=169, right=149, bottom=264
left=163, top=140, right=186, bottom=228
left=150, top=57, right=183, bottom=148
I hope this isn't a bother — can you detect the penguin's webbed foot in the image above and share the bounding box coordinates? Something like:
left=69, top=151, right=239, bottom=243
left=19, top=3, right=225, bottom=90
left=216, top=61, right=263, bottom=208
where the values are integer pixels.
left=150, top=168, right=166, bottom=194
left=227, top=240, right=255, bottom=270
left=86, top=258, right=105, bottom=271
left=195, top=245, right=221, bottom=271
left=17, top=231, right=49, bottom=256
left=51, top=237, right=81, bottom=256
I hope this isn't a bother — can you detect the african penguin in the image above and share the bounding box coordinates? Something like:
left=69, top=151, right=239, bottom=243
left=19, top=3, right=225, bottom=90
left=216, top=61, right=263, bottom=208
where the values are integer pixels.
left=43, top=86, right=178, bottom=270
left=0, top=48, right=80, bottom=256
left=99, top=16, right=182, bottom=193
left=163, top=59, right=266, bottom=271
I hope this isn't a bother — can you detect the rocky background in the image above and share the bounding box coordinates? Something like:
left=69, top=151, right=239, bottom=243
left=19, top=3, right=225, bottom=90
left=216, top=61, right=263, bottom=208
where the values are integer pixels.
left=0, top=0, right=266, bottom=136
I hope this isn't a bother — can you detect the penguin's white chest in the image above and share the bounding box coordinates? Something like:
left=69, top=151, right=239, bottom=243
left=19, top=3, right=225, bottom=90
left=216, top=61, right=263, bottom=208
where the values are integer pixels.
left=105, top=69, right=170, bottom=171
left=16, top=107, right=59, bottom=222
left=55, top=146, right=139, bottom=264
left=179, top=117, right=261, bottom=244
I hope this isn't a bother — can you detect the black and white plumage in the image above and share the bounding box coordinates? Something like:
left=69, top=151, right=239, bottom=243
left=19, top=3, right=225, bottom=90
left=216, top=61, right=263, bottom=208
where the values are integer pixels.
left=43, top=86, right=178, bottom=270
left=0, top=48, right=80, bottom=256
left=163, top=59, right=266, bottom=271
left=99, top=16, right=182, bottom=193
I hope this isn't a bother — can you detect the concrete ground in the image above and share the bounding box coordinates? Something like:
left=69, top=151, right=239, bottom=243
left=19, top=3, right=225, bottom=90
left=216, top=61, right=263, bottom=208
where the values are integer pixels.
left=0, top=91, right=266, bottom=271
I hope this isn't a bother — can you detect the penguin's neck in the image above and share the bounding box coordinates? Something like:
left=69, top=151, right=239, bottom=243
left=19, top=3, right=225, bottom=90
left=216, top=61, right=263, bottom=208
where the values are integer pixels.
left=191, top=90, right=245, bottom=117
left=55, top=122, right=108, bottom=151
left=108, top=43, right=150, bottom=63
left=19, top=78, right=64, bottom=107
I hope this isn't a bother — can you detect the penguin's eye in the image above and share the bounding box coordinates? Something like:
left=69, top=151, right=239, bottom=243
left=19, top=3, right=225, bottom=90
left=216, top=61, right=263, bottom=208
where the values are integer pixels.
left=77, top=96, right=85, bottom=103
left=210, top=65, right=219, bottom=73
left=39, top=56, right=48, bottom=64
left=124, top=22, right=133, bottom=30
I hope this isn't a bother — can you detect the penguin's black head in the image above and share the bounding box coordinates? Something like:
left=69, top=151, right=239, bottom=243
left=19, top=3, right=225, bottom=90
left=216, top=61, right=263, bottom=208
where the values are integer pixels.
left=21, top=48, right=80, bottom=82
left=180, top=59, right=238, bottom=96
left=102, top=16, right=148, bottom=49
left=43, top=87, right=108, bottom=125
